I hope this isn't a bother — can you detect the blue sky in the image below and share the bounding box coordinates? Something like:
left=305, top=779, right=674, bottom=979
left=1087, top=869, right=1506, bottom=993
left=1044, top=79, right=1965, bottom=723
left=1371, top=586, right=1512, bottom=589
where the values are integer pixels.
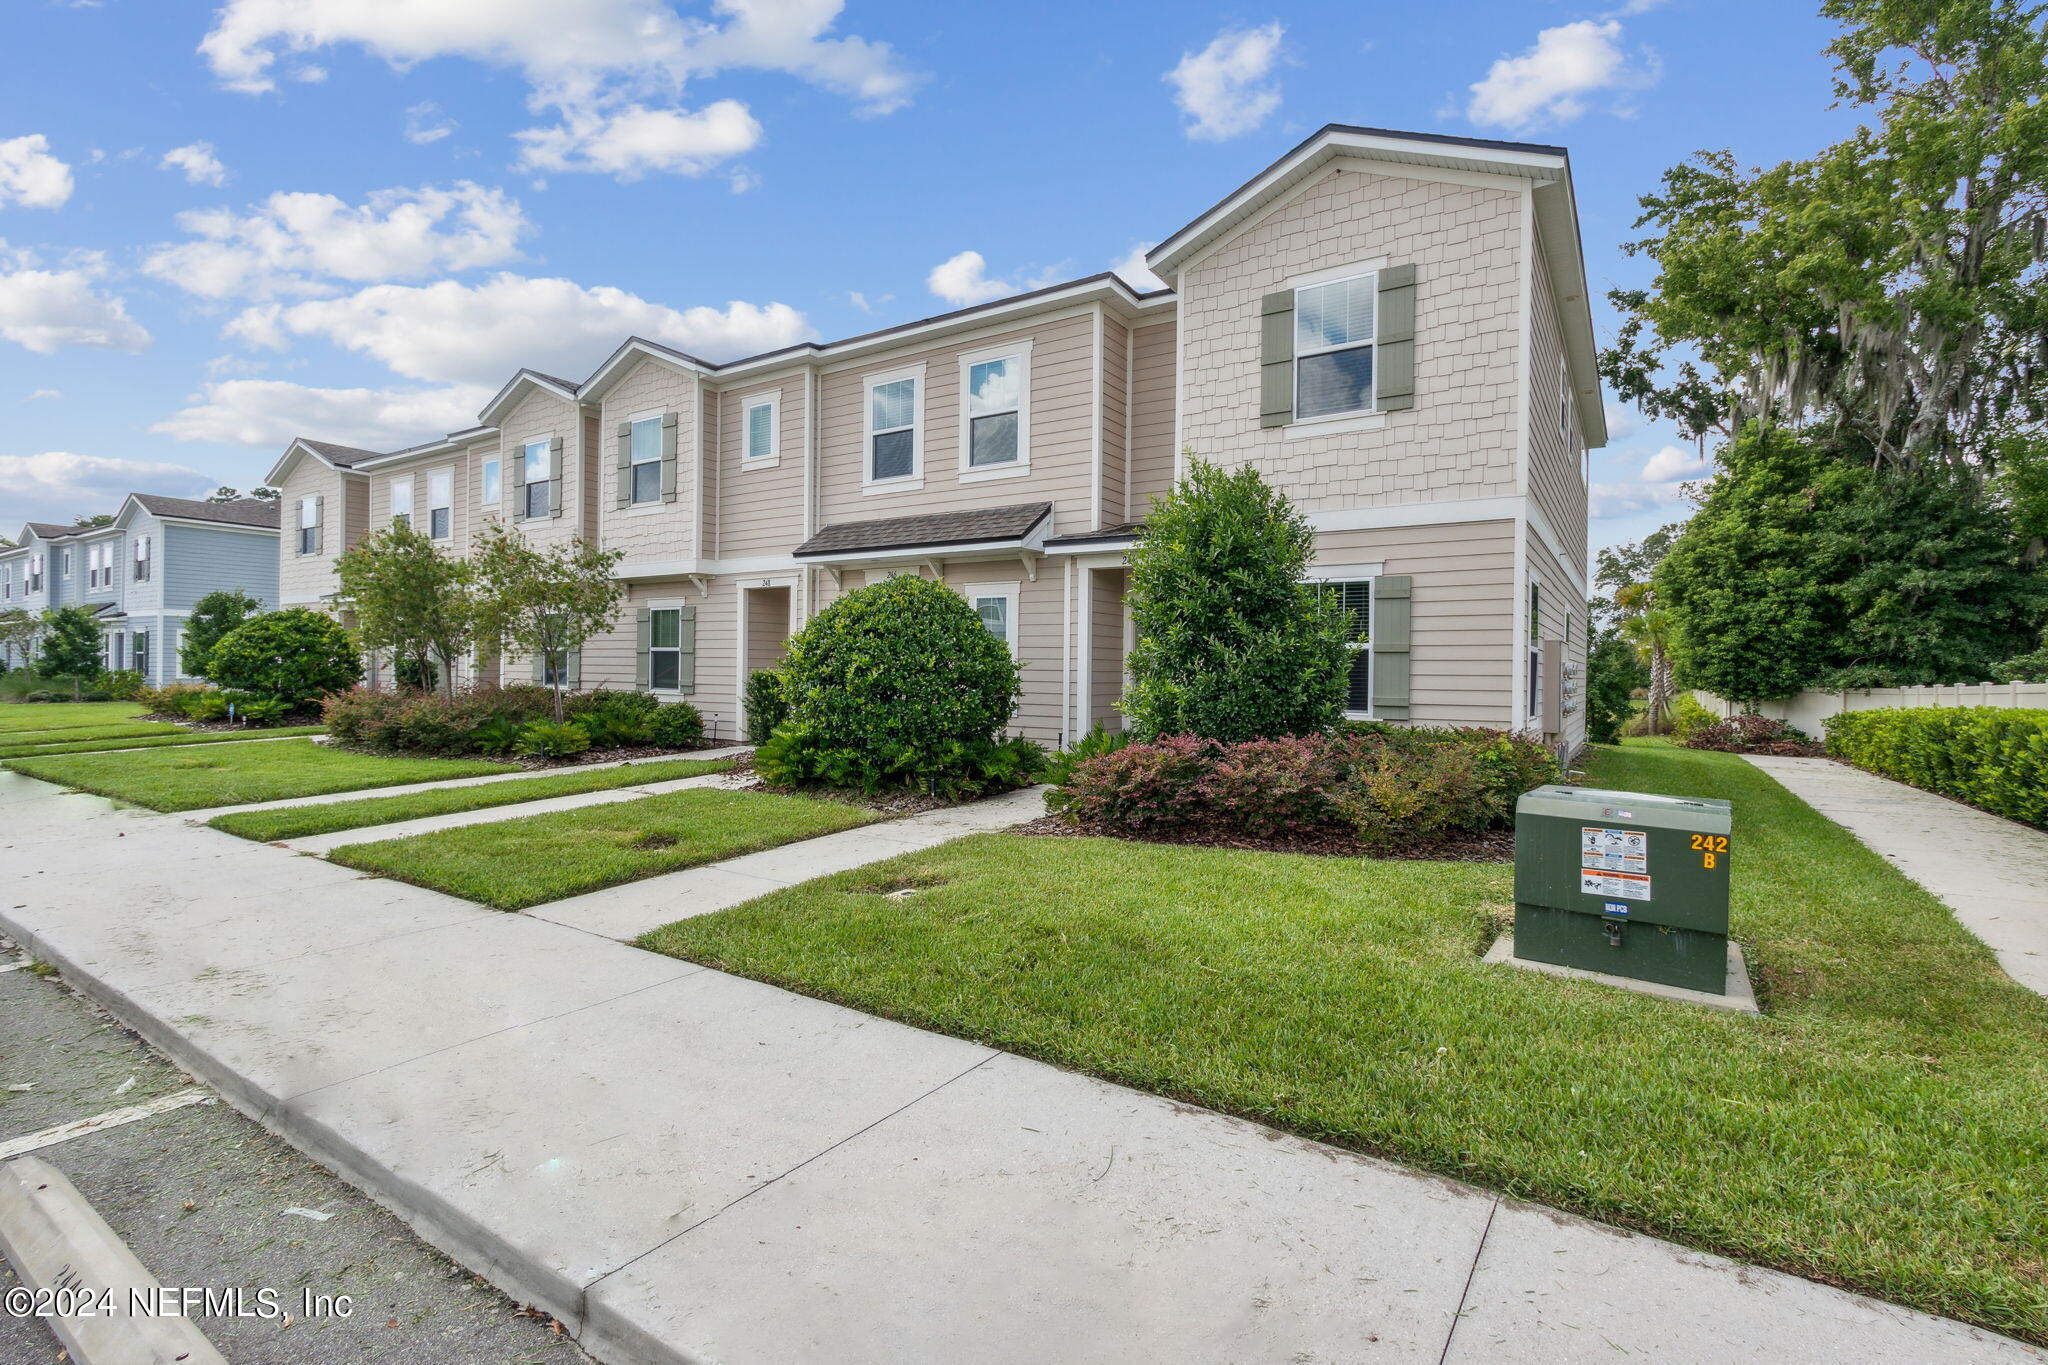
left=1, top=0, right=1857, bottom=552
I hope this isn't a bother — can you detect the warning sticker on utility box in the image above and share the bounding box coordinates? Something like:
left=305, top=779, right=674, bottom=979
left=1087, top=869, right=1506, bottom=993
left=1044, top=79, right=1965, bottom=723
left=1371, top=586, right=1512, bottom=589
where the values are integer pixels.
left=1580, top=826, right=1649, bottom=873
left=1580, top=869, right=1652, bottom=900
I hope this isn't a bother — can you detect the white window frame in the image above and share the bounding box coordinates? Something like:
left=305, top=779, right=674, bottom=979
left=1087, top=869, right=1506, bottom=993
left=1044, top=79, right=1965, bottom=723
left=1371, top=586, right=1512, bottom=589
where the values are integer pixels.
left=523, top=438, right=553, bottom=520
left=963, top=581, right=1020, bottom=654
left=427, top=467, right=454, bottom=541
left=481, top=457, right=502, bottom=507
left=957, top=341, right=1031, bottom=481
left=1303, top=563, right=1382, bottom=720
left=1292, top=267, right=1379, bottom=424
left=741, top=392, right=780, bottom=469
left=626, top=409, right=665, bottom=506
left=862, top=362, right=925, bottom=493
left=389, top=475, right=414, bottom=527
left=645, top=598, right=687, bottom=694
left=297, top=498, right=318, bottom=555
left=134, top=533, right=152, bottom=579
left=61, top=548, right=72, bottom=578
left=1526, top=581, right=1544, bottom=729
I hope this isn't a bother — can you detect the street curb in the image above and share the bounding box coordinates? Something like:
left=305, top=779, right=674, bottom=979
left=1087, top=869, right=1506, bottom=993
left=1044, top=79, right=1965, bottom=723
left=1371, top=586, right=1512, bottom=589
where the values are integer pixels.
left=0, top=1154, right=228, bottom=1365
left=0, top=910, right=627, bottom=1361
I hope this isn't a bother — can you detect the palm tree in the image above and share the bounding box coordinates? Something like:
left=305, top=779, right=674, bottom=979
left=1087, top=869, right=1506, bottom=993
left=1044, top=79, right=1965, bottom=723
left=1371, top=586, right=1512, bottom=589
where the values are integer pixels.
left=1615, top=582, right=1675, bottom=733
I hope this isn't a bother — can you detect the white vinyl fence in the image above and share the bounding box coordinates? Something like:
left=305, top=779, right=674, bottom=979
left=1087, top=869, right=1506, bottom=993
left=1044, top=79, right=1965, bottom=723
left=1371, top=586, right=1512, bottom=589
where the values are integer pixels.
left=1694, top=682, right=2048, bottom=736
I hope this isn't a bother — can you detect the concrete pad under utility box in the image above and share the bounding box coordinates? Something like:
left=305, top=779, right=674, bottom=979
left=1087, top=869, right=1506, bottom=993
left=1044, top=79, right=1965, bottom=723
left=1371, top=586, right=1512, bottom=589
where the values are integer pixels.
left=1484, top=934, right=1760, bottom=1014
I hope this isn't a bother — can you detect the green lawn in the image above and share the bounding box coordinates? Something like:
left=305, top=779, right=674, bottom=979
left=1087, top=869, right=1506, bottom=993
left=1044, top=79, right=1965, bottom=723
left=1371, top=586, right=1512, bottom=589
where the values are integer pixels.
left=329, top=788, right=879, bottom=910
left=210, top=756, right=738, bottom=841
left=6, top=738, right=516, bottom=812
left=0, top=726, right=327, bottom=759
left=0, top=721, right=188, bottom=752
left=641, top=743, right=2048, bottom=1344
left=0, top=701, right=149, bottom=733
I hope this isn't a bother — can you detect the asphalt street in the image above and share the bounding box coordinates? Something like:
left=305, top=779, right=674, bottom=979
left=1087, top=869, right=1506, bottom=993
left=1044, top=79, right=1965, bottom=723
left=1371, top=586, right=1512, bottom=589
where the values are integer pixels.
left=0, top=944, right=592, bottom=1365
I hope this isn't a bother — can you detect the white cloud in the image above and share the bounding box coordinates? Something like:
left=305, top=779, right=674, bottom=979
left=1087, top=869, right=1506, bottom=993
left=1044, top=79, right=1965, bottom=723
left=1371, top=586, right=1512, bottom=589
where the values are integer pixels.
left=160, top=141, right=228, bottom=187
left=142, top=182, right=531, bottom=301
left=1467, top=19, right=1656, bottom=130
left=925, top=251, right=1062, bottom=307
left=513, top=99, right=761, bottom=179
left=0, top=243, right=151, bottom=355
left=847, top=289, right=891, bottom=314
left=404, top=102, right=457, bottom=145
left=727, top=166, right=760, bottom=194
left=1165, top=23, right=1284, bottom=141
left=200, top=0, right=918, bottom=178
left=24, top=388, right=60, bottom=402
left=226, top=273, right=813, bottom=384
left=1603, top=401, right=1638, bottom=443
left=0, top=452, right=214, bottom=524
left=152, top=378, right=493, bottom=450
left=1641, top=443, right=1708, bottom=482
left=1110, top=242, right=1166, bottom=292
left=0, top=135, right=74, bottom=210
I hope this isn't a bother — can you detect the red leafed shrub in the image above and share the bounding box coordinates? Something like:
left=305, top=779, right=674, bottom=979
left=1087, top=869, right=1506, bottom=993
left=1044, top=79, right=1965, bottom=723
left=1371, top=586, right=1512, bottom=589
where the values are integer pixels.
left=1054, top=734, right=1218, bottom=833
left=1682, top=713, right=1821, bottom=756
left=1201, top=735, right=1347, bottom=837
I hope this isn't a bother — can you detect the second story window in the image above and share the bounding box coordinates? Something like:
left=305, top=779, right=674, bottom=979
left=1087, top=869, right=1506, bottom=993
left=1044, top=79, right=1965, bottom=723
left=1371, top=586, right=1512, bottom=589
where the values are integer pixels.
left=523, top=439, right=552, bottom=519
left=390, top=476, right=414, bottom=528
left=629, top=417, right=662, bottom=504
left=428, top=469, right=453, bottom=540
left=28, top=553, right=44, bottom=592
left=86, top=544, right=101, bottom=588
left=298, top=497, right=318, bottom=554
left=743, top=395, right=778, bottom=466
left=962, top=347, right=1028, bottom=473
left=61, top=548, right=73, bottom=579
left=482, top=458, right=501, bottom=506
left=133, top=534, right=151, bottom=581
left=1294, top=272, right=1377, bottom=420
left=866, top=370, right=920, bottom=485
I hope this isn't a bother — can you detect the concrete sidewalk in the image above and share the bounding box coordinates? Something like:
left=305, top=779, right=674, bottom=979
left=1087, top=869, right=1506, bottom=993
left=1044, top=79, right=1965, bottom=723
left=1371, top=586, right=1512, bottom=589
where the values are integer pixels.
left=1746, top=755, right=2048, bottom=997
left=0, top=771, right=2036, bottom=1365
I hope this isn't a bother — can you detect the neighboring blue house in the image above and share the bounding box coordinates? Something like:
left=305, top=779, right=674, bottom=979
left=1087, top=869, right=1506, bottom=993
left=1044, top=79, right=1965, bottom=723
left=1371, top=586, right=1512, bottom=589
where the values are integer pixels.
left=1, top=495, right=280, bottom=681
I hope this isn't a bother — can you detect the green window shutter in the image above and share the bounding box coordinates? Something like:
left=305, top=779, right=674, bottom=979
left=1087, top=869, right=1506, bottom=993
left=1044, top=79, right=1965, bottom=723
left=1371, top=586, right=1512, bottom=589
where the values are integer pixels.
left=548, top=436, right=564, bottom=517
left=1373, top=575, right=1412, bottom=720
left=660, top=411, right=679, bottom=503
left=635, top=605, right=651, bottom=689
left=615, top=421, right=633, bottom=509
left=566, top=647, right=581, bottom=690
left=531, top=651, right=544, bottom=683
left=511, top=450, right=527, bottom=522
left=1377, top=265, right=1417, bottom=412
left=676, top=603, right=696, bottom=692
left=1259, top=290, right=1295, bottom=428
left=312, top=494, right=324, bottom=554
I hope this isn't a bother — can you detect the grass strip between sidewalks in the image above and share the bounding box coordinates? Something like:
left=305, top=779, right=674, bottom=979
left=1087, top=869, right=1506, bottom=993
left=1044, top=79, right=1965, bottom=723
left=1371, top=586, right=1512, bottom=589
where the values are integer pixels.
left=7, top=737, right=514, bottom=811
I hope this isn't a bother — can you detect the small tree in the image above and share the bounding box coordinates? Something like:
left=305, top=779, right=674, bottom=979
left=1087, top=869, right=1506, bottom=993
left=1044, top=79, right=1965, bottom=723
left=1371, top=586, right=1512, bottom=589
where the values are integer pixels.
left=207, top=608, right=362, bottom=704
left=0, top=608, right=47, bottom=671
left=336, top=520, right=475, bottom=698
left=1123, top=458, right=1349, bottom=742
left=39, top=605, right=104, bottom=679
left=181, top=589, right=262, bottom=678
left=470, top=523, right=626, bottom=722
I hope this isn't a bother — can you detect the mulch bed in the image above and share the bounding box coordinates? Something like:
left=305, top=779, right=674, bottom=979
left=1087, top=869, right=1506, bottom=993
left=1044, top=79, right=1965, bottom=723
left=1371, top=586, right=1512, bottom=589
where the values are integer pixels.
left=1013, top=815, right=1515, bottom=864
left=736, top=776, right=950, bottom=817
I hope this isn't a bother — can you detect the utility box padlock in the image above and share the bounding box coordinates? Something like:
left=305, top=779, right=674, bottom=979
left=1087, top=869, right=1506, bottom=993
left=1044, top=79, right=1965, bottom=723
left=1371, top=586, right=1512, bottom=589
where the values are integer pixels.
left=1512, top=785, right=1733, bottom=994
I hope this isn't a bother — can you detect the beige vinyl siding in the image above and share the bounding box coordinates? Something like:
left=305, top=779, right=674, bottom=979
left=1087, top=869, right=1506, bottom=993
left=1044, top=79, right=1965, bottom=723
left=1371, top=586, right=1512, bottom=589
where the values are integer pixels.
left=744, top=586, right=792, bottom=670
left=276, top=459, right=363, bottom=607
left=1126, top=320, right=1178, bottom=519
left=1314, top=522, right=1516, bottom=728
left=1098, top=314, right=1129, bottom=525
left=715, top=375, right=807, bottom=559
left=499, top=387, right=583, bottom=547
left=573, top=577, right=739, bottom=743
left=1527, top=536, right=1588, bottom=752
left=598, top=354, right=699, bottom=564
left=933, top=563, right=1063, bottom=743
left=1178, top=168, right=1524, bottom=516
left=1525, top=233, right=1588, bottom=565
left=815, top=313, right=1098, bottom=537
left=1087, top=565, right=1127, bottom=730
left=469, top=441, right=505, bottom=532
left=368, top=444, right=489, bottom=553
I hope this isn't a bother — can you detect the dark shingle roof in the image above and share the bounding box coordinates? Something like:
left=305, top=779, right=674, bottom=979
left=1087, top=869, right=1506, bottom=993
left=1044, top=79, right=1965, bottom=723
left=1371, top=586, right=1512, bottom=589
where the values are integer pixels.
left=24, top=521, right=88, bottom=540
left=1044, top=521, right=1145, bottom=549
left=131, top=494, right=281, bottom=529
left=793, top=503, right=1053, bottom=559
left=298, top=438, right=382, bottom=468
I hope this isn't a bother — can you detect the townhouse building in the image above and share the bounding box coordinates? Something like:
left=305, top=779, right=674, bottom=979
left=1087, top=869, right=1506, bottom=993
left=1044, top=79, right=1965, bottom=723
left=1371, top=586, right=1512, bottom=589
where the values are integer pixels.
left=271, top=124, right=1601, bottom=753
left=1, top=496, right=280, bottom=679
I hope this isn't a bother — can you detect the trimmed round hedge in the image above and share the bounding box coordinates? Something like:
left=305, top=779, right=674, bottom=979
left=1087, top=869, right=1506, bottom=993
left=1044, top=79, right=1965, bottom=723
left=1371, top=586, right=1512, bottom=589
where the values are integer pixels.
left=207, top=608, right=362, bottom=704
left=757, top=574, right=1024, bottom=792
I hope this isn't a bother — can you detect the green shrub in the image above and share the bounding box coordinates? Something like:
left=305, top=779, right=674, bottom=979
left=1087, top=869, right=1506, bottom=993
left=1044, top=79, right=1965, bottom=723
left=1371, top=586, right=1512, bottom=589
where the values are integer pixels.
left=320, top=683, right=559, bottom=754
left=1042, top=724, right=1132, bottom=790
left=1825, top=707, right=2048, bottom=828
left=1332, top=741, right=1487, bottom=853
left=181, top=693, right=232, bottom=721
left=744, top=669, right=788, bottom=743
left=759, top=575, right=1023, bottom=794
left=135, top=682, right=210, bottom=717
left=1586, top=630, right=1640, bottom=745
left=469, top=714, right=524, bottom=755
left=99, top=669, right=144, bottom=701
left=1684, top=714, right=1816, bottom=754
left=207, top=608, right=361, bottom=704
left=578, top=706, right=652, bottom=747
left=648, top=702, right=705, bottom=749
left=1668, top=692, right=1718, bottom=741
left=179, top=589, right=262, bottom=679
left=1123, top=460, right=1349, bottom=742
left=514, top=718, right=592, bottom=759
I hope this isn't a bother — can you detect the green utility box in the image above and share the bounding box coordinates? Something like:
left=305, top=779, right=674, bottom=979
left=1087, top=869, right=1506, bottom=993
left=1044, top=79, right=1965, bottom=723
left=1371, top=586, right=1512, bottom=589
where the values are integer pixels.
left=1513, top=785, right=1733, bottom=994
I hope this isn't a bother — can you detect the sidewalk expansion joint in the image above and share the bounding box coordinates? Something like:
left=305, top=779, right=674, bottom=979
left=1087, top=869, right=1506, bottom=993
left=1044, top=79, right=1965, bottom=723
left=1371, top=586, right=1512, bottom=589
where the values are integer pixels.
left=1435, top=1197, right=1499, bottom=1365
